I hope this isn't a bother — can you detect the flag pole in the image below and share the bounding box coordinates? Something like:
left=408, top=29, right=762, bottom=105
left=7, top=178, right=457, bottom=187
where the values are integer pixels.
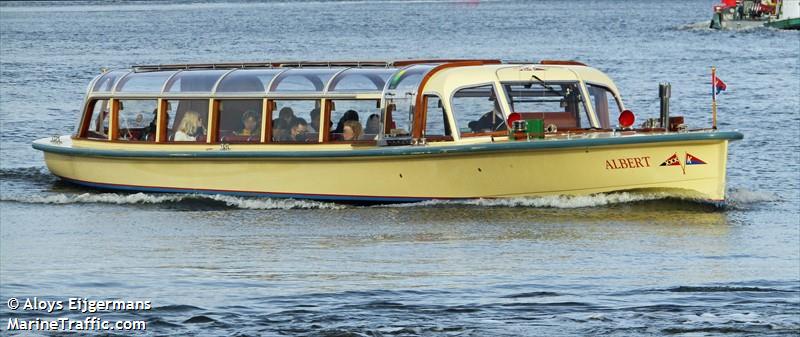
left=711, top=66, right=717, bottom=130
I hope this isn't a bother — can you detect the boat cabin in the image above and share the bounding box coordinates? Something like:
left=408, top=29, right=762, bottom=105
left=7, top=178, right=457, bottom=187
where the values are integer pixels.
left=76, top=60, right=624, bottom=146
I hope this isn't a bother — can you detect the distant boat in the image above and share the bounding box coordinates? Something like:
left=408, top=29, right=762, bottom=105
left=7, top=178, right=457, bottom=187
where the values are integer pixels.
left=710, top=0, right=799, bottom=30
left=33, top=59, right=743, bottom=204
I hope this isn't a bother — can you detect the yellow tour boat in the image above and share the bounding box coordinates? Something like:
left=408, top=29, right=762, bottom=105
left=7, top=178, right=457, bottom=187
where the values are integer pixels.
left=33, top=59, right=743, bottom=203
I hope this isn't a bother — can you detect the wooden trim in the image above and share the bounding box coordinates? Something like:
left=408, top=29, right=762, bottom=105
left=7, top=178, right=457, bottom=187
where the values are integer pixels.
left=393, top=59, right=501, bottom=67
left=78, top=100, right=98, bottom=138
left=539, top=60, right=587, bottom=66
left=208, top=99, right=219, bottom=143
left=157, top=99, right=168, bottom=142
left=109, top=99, right=119, bottom=140
left=459, top=130, right=509, bottom=138
left=411, top=60, right=502, bottom=139
left=321, top=99, right=332, bottom=142
left=384, top=102, right=394, bottom=134
left=263, top=99, right=274, bottom=143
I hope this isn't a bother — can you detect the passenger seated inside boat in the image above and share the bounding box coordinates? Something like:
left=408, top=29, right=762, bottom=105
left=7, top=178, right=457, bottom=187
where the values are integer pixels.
left=364, top=114, right=380, bottom=135
left=272, top=107, right=297, bottom=140
left=173, top=111, right=205, bottom=142
left=139, top=109, right=160, bottom=141
left=468, top=100, right=506, bottom=132
left=334, top=109, right=359, bottom=134
left=309, top=108, right=320, bottom=132
left=236, top=110, right=260, bottom=137
left=273, top=107, right=296, bottom=130
left=92, top=109, right=109, bottom=137
left=343, top=120, right=363, bottom=141
left=287, top=118, right=310, bottom=142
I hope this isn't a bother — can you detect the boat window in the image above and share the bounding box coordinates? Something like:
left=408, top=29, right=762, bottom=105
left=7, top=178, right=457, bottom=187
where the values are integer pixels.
left=165, top=99, right=208, bottom=143
left=116, top=71, right=176, bottom=93
left=165, top=70, right=229, bottom=93
left=503, top=82, right=592, bottom=130
left=271, top=100, right=320, bottom=143
left=586, top=84, right=619, bottom=129
left=92, top=71, right=127, bottom=93
left=270, top=69, right=339, bottom=92
left=423, top=95, right=452, bottom=140
left=84, top=100, right=110, bottom=139
left=451, top=85, right=507, bottom=137
left=116, top=100, right=158, bottom=142
left=328, top=100, right=380, bottom=141
left=386, top=65, right=435, bottom=91
left=216, top=69, right=280, bottom=93
left=383, top=94, right=413, bottom=137
left=328, top=69, right=394, bottom=92
left=217, top=99, right=263, bottom=143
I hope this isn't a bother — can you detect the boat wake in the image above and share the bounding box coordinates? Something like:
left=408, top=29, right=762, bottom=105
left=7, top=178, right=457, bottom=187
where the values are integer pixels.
left=0, top=166, right=779, bottom=210
left=0, top=192, right=344, bottom=210
left=390, top=192, right=677, bottom=209
left=676, top=20, right=771, bottom=32
left=0, top=189, right=778, bottom=210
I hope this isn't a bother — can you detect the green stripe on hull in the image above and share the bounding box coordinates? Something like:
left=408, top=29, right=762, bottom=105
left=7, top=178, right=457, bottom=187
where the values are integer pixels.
left=765, top=18, right=800, bottom=30
left=33, top=131, right=744, bottom=159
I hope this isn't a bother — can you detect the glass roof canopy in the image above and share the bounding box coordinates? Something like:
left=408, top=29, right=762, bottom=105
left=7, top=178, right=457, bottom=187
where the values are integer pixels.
left=89, top=67, right=414, bottom=96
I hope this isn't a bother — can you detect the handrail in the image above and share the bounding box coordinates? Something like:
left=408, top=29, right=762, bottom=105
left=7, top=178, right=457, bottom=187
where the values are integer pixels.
left=131, top=59, right=506, bottom=72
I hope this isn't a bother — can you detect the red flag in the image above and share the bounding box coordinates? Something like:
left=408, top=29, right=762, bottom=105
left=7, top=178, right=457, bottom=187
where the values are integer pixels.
left=714, top=76, right=727, bottom=95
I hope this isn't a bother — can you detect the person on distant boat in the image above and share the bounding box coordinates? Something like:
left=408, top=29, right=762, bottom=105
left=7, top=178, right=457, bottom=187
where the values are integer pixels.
left=364, top=113, right=380, bottom=135
left=334, top=109, right=359, bottom=134
left=287, top=118, right=309, bottom=142
left=173, top=111, right=205, bottom=141
left=343, top=120, right=363, bottom=141
left=236, top=110, right=260, bottom=137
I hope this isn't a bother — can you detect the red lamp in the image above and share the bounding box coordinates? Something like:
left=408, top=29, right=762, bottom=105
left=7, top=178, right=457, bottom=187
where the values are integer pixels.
left=619, top=110, right=635, bottom=128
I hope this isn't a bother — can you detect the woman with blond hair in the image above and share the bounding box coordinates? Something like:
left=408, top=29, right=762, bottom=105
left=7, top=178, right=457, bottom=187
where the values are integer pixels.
left=173, top=111, right=205, bottom=141
left=342, top=120, right=362, bottom=141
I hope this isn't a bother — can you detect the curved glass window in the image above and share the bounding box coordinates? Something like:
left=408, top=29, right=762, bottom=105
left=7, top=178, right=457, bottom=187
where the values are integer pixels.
left=216, top=69, right=281, bottom=93
left=586, top=84, right=620, bottom=129
left=116, top=71, right=176, bottom=93
left=92, top=70, right=128, bottom=93
left=165, top=70, right=229, bottom=93
left=385, top=65, right=436, bottom=91
left=270, top=69, right=339, bottom=92
left=328, top=69, right=395, bottom=92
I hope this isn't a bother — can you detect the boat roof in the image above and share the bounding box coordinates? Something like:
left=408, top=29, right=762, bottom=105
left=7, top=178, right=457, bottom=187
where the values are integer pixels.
left=87, top=59, right=613, bottom=97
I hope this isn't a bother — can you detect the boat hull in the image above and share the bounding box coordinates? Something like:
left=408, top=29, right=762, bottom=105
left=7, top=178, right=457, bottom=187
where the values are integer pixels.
left=765, top=17, right=800, bottom=29
left=34, top=132, right=742, bottom=203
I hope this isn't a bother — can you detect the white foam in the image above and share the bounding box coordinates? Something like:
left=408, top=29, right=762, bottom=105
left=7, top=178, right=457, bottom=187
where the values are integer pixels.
left=386, top=192, right=673, bottom=209
left=726, top=188, right=779, bottom=204
left=0, top=192, right=186, bottom=205
left=203, top=194, right=344, bottom=210
left=0, top=192, right=344, bottom=210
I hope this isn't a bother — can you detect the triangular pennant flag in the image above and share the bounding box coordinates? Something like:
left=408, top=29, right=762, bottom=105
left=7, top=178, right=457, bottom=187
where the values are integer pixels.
left=685, top=153, right=707, bottom=165
left=660, top=153, right=681, bottom=166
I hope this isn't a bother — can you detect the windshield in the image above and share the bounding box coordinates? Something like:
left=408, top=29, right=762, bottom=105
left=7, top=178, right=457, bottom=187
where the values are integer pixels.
left=503, top=82, right=593, bottom=130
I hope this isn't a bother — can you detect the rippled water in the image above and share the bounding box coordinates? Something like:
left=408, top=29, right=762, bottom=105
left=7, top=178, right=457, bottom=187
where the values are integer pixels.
left=1, top=1, right=799, bottom=336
